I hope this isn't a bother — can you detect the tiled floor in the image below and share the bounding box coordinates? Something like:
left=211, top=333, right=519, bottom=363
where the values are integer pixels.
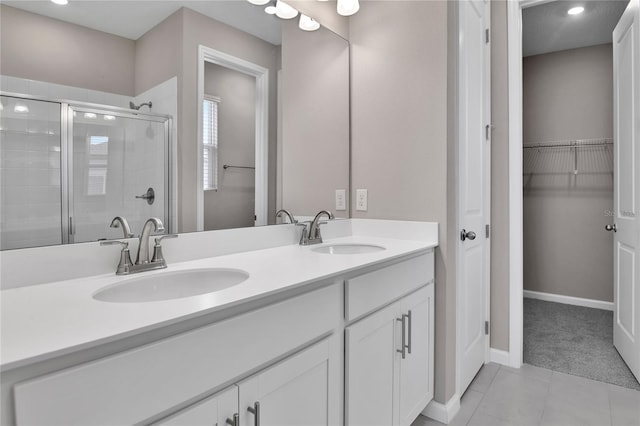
left=412, top=363, right=640, bottom=426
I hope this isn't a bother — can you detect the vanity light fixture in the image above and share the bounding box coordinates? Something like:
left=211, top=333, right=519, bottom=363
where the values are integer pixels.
left=84, top=112, right=97, bottom=119
left=567, top=6, right=584, bottom=15
left=299, top=14, right=320, bottom=31
left=14, top=104, right=29, bottom=113
left=275, top=0, right=298, bottom=19
left=337, top=0, right=359, bottom=16
left=248, top=0, right=270, bottom=4
left=265, top=5, right=277, bottom=14
left=103, top=115, right=116, bottom=121
left=50, top=0, right=69, bottom=5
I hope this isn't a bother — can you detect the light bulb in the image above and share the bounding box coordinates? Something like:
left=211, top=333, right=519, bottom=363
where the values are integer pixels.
left=14, top=104, right=29, bottom=113
left=299, top=14, right=320, bottom=31
left=84, top=113, right=97, bottom=119
left=103, top=115, right=116, bottom=121
left=248, top=0, right=270, bottom=5
left=265, top=5, right=277, bottom=14
left=275, top=0, right=298, bottom=19
left=337, top=0, right=359, bottom=16
left=50, top=0, right=69, bottom=5
left=567, top=6, right=584, bottom=15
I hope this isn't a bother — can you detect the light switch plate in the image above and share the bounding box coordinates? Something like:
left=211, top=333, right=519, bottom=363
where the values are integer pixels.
left=335, top=189, right=346, bottom=211
left=356, top=189, right=368, bottom=211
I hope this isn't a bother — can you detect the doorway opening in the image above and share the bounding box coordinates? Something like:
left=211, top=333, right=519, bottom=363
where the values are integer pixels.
left=510, top=0, right=639, bottom=390
left=196, top=45, right=269, bottom=231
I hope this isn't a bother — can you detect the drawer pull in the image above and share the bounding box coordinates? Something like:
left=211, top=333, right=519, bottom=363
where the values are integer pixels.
left=226, top=413, right=239, bottom=426
left=247, top=401, right=260, bottom=426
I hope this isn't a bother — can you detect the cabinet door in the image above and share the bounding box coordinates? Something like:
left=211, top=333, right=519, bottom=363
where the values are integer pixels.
left=238, top=337, right=337, bottom=426
left=397, top=285, right=434, bottom=426
left=155, top=386, right=238, bottom=426
left=345, top=303, right=399, bottom=426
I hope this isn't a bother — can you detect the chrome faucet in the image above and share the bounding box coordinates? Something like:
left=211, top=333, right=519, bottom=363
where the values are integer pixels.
left=101, top=217, right=178, bottom=275
left=109, top=216, right=134, bottom=238
left=299, top=210, right=334, bottom=245
left=136, top=217, right=165, bottom=264
left=275, top=209, right=297, bottom=224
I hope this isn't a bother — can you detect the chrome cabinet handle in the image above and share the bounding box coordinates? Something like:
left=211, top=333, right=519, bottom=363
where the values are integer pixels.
left=226, top=413, right=239, bottom=426
left=247, top=402, right=260, bottom=426
left=460, top=229, right=477, bottom=241
left=407, top=310, right=412, bottom=355
left=605, top=224, right=617, bottom=232
left=397, top=314, right=408, bottom=359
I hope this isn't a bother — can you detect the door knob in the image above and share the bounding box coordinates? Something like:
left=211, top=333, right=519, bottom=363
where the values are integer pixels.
left=605, top=224, right=617, bottom=232
left=460, top=229, right=477, bottom=241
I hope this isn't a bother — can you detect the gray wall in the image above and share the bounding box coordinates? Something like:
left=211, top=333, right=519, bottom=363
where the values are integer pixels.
left=204, top=63, right=256, bottom=230
left=350, top=0, right=457, bottom=404
left=490, top=0, right=510, bottom=352
left=523, top=44, right=614, bottom=302
left=179, top=8, right=279, bottom=232
left=0, top=5, right=136, bottom=96
left=280, top=19, right=349, bottom=218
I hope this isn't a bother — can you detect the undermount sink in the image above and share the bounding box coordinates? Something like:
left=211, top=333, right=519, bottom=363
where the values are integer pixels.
left=312, top=243, right=386, bottom=255
left=93, top=268, right=250, bottom=303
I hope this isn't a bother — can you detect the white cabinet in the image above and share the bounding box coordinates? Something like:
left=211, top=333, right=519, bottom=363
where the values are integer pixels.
left=155, top=337, right=338, bottom=426
left=346, top=285, right=434, bottom=426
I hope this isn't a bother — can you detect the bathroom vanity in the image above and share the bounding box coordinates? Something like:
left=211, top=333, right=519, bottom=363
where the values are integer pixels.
left=0, top=220, right=437, bottom=426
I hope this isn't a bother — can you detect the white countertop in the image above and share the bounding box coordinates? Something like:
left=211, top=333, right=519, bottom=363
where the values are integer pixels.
left=1, top=232, right=437, bottom=371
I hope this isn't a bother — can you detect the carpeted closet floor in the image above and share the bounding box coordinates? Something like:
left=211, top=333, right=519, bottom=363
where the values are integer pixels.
left=524, top=298, right=640, bottom=391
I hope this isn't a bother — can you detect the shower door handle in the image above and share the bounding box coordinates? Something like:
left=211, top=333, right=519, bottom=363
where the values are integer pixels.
left=135, top=187, right=155, bottom=205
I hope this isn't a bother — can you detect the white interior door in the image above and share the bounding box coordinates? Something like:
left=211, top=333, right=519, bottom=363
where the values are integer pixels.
left=612, top=0, right=640, bottom=382
left=457, top=0, right=491, bottom=396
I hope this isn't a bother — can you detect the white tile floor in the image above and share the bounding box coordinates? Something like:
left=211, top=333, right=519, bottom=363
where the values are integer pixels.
left=412, top=363, right=640, bottom=426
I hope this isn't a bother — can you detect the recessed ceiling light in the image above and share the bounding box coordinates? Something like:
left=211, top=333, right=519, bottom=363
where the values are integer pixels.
left=14, top=104, right=29, bottom=113
left=51, top=0, right=69, bottom=5
left=84, top=113, right=97, bottom=119
left=265, top=5, right=277, bottom=14
left=567, top=6, right=584, bottom=15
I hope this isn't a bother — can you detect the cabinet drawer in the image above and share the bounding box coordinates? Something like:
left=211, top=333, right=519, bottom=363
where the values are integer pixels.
left=14, top=283, right=341, bottom=426
left=345, top=251, right=433, bottom=321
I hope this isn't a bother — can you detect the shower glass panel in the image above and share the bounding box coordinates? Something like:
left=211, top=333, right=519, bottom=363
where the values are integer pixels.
left=70, top=107, right=169, bottom=244
left=0, top=96, right=62, bottom=250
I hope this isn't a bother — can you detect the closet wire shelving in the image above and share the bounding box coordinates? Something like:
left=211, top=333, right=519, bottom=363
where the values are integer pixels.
left=522, top=138, right=613, bottom=181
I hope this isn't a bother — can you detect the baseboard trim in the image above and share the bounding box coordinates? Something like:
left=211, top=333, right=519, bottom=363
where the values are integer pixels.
left=524, top=290, right=613, bottom=311
left=422, top=394, right=460, bottom=424
left=490, top=348, right=513, bottom=366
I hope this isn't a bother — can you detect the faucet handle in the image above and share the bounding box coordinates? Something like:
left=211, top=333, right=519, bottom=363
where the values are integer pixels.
left=100, top=240, right=133, bottom=275
left=151, top=234, right=178, bottom=264
left=295, top=222, right=310, bottom=245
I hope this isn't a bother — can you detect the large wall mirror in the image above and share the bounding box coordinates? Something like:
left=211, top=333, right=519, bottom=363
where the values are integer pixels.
left=0, top=0, right=350, bottom=250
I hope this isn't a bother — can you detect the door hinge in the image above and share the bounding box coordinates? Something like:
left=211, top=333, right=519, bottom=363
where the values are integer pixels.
left=485, top=321, right=489, bottom=335
left=485, top=124, right=490, bottom=140
left=69, top=217, right=75, bottom=235
left=486, top=224, right=490, bottom=239
left=485, top=28, right=490, bottom=44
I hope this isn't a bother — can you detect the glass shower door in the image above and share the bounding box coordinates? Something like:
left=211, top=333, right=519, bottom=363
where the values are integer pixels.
left=0, top=96, right=62, bottom=250
left=69, top=106, right=168, bottom=243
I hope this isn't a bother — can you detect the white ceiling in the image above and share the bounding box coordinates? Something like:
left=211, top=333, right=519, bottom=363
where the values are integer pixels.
left=523, top=0, right=629, bottom=57
left=2, top=0, right=283, bottom=45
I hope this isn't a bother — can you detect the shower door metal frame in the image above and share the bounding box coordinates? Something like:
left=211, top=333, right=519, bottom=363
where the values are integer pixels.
left=0, top=90, right=173, bottom=246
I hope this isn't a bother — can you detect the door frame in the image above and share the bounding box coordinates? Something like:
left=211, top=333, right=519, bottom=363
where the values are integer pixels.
left=196, top=45, right=269, bottom=231
left=505, top=0, right=561, bottom=369
left=455, top=0, right=492, bottom=397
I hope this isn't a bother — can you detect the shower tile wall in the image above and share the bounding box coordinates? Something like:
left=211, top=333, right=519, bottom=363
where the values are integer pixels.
left=0, top=97, right=62, bottom=250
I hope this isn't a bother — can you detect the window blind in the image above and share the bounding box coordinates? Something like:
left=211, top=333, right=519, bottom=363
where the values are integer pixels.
left=202, top=97, right=219, bottom=190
